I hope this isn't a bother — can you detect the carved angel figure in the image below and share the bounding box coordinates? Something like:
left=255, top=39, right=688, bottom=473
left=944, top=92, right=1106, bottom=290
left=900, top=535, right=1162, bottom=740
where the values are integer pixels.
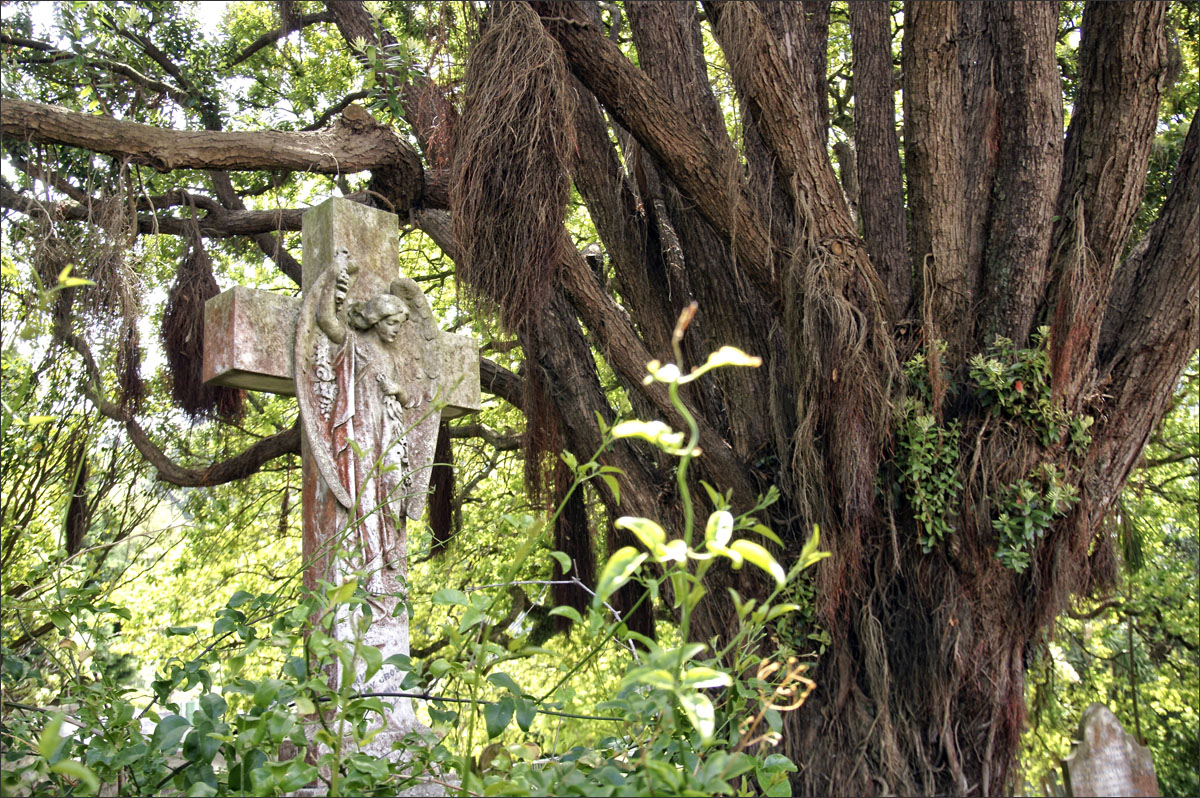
left=298, top=247, right=442, bottom=594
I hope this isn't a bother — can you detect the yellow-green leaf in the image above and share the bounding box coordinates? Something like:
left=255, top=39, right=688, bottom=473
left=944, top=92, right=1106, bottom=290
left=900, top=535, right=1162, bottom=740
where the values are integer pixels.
left=682, top=666, right=732, bottom=689
left=329, top=578, right=357, bottom=606
left=611, top=420, right=685, bottom=449
left=677, top=691, right=716, bottom=741
left=596, top=546, right=648, bottom=603
left=730, top=540, right=786, bottom=585
left=616, top=516, right=666, bottom=553
left=705, top=511, right=734, bottom=548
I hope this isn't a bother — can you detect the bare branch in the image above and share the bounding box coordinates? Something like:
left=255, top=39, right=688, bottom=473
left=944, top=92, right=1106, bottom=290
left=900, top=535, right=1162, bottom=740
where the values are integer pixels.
left=1, top=182, right=304, bottom=239
left=61, top=330, right=300, bottom=487
left=230, top=12, right=335, bottom=66
left=302, top=90, right=372, bottom=131
left=448, top=423, right=521, bottom=452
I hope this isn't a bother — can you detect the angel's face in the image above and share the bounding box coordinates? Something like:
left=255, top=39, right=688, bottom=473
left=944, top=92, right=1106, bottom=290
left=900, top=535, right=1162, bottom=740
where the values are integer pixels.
left=377, top=310, right=409, bottom=343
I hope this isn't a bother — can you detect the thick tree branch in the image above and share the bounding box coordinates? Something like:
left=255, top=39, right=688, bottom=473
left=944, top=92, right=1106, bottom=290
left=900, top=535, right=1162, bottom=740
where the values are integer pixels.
left=1091, top=112, right=1199, bottom=513
left=533, top=2, right=777, bottom=300
left=706, top=1, right=850, bottom=238
left=903, top=1, right=970, bottom=353
left=558, top=238, right=756, bottom=503
left=974, top=4, right=1063, bottom=348
left=448, top=423, right=521, bottom=452
left=1046, top=2, right=1168, bottom=404
left=849, top=1, right=910, bottom=315
left=2, top=98, right=422, bottom=206
left=479, top=357, right=525, bottom=411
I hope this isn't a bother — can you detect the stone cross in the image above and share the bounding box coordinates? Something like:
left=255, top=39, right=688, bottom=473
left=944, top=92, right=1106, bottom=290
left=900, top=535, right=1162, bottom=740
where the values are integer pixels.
left=202, top=197, right=479, bottom=759
left=1062, top=703, right=1160, bottom=797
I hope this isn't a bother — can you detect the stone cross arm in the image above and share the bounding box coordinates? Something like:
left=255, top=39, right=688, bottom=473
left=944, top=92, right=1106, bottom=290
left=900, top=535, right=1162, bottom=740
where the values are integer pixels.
left=202, top=284, right=480, bottom=419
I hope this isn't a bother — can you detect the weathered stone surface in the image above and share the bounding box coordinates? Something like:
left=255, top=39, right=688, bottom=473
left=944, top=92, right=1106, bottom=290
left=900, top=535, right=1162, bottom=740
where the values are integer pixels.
left=203, top=289, right=479, bottom=417
left=1062, top=703, right=1160, bottom=797
left=202, top=286, right=299, bottom=395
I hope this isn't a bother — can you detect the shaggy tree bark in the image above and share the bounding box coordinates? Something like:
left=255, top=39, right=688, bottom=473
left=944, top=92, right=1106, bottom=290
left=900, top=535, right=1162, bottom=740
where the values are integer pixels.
left=3, top=1, right=1196, bottom=794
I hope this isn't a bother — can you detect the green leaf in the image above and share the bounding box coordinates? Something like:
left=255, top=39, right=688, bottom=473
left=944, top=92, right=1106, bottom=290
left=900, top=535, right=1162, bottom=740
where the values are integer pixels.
left=548, top=605, right=583, bottom=625
left=765, top=603, right=802, bottom=622
left=600, top=473, right=620, bottom=505
left=548, top=550, right=572, bottom=574
left=329, top=579, right=357, bottom=606
left=595, top=546, right=648, bottom=604
left=797, top=525, right=832, bottom=571
left=730, top=540, right=786, bottom=585
left=677, top=691, right=716, bottom=741
left=751, top=523, right=784, bottom=546
left=49, top=759, right=99, bottom=796
left=432, top=588, right=470, bottom=606
left=185, top=781, right=217, bottom=797
left=167, top=625, right=197, bottom=636
left=253, top=679, right=283, bottom=708
left=39, top=712, right=65, bottom=759
left=153, top=715, right=191, bottom=752
left=487, top=672, right=523, bottom=695
left=681, top=666, right=733, bottom=689
left=483, top=696, right=515, bottom=739
left=627, top=667, right=675, bottom=690
left=227, top=590, right=255, bottom=608
left=514, top=697, right=537, bottom=733
left=198, top=693, right=226, bottom=720
left=361, top=644, right=383, bottom=682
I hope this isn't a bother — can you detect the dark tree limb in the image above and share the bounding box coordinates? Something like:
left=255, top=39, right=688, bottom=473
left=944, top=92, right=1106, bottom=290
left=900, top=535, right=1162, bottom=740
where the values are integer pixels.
left=448, top=423, right=521, bottom=452
left=479, top=357, right=525, bottom=411
left=975, top=3, right=1063, bottom=349
left=302, top=90, right=373, bottom=132
left=1046, top=2, right=1168, bottom=405
left=850, top=1, right=910, bottom=315
left=1093, top=111, right=1199, bottom=513
left=903, top=1, right=969, bottom=354
left=706, top=1, right=854, bottom=240
left=1, top=98, right=422, bottom=203
left=533, top=1, right=777, bottom=299
left=0, top=183, right=304, bottom=239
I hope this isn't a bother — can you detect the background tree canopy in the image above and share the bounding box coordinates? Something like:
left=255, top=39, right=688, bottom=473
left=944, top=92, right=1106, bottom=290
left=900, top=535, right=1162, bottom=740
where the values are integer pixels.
left=1, top=1, right=1196, bottom=795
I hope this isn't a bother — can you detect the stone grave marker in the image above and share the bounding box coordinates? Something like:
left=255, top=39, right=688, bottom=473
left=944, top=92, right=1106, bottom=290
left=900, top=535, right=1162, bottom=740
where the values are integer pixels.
left=203, top=197, right=479, bottom=766
left=1062, top=703, right=1160, bottom=797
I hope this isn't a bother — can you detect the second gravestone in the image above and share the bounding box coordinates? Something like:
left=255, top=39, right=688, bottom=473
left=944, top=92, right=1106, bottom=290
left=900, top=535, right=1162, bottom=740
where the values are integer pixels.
left=1062, top=703, right=1160, bottom=797
left=203, top=197, right=480, bottom=766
